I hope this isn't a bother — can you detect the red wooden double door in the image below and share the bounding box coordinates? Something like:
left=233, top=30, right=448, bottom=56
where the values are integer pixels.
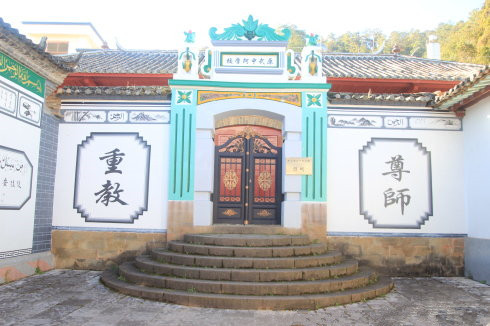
left=213, top=125, right=282, bottom=225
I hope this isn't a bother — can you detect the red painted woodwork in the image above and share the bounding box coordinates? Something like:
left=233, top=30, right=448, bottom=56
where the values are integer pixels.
left=215, top=125, right=282, bottom=147
left=61, top=73, right=459, bottom=95
left=327, top=77, right=459, bottom=93
left=61, top=73, right=172, bottom=87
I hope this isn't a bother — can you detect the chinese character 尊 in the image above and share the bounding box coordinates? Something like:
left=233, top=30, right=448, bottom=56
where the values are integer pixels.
left=383, top=188, right=411, bottom=215
left=382, top=154, right=410, bottom=181
left=94, top=180, right=128, bottom=206
left=99, top=148, right=125, bottom=174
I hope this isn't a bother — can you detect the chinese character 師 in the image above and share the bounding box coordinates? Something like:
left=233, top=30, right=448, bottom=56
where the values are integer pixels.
left=383, top=188, right=411, bottom=215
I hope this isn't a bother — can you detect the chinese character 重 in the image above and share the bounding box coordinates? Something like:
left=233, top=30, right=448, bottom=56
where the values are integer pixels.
left=99, top=148, right=125, bottom=174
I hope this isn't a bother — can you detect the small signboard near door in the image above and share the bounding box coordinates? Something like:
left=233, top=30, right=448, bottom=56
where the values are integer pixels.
left=286, top=157, right=312, bottom=175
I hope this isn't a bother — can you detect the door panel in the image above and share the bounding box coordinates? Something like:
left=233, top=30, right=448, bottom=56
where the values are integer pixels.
left=213, top=126, right=282, bottom=225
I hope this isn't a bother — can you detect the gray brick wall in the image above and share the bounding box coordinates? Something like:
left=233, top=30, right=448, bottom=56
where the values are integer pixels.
left=32, top=112, right=60, bottom=253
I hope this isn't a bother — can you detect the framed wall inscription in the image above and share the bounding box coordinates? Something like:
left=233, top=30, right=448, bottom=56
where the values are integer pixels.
left=73, top=132, right=151, bottom=223
left=0, top=145, right=33, bottom=209
left=359, top=138, right=433, bottom=229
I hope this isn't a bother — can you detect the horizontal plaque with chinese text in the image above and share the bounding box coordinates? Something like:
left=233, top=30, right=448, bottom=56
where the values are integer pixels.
left=286, top=157, right=312, bottom=175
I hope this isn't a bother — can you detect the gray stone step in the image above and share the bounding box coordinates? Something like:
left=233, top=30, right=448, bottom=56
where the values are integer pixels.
left=183, top=233, right=311, bottom=247
left=119, top=262, right=376, bottom=296
left=151, top=248, right=342, bottom=269
left=195, top=225, right=304, bottom=235
left=135, top=255, right=358, bottom=282
left=101, top=270, right=394, bottom=310
left=168, top=241, right=328, bottom=258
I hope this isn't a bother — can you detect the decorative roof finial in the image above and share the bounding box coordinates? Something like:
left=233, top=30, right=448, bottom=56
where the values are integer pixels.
left=209, top=15, right=291, bottom=42
left=306, top=33, right=319, bottom=47
left=184, top=30, right=195, bottom=43
left=392, top=44, right=401, bottom=56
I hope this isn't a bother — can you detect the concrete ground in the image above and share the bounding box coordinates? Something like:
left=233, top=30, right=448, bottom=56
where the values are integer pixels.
left=0, top=270, right=488, bottom=326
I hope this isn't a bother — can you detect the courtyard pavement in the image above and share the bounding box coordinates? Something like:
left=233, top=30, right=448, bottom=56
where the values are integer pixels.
left=0, top=269, right=488, bottom=326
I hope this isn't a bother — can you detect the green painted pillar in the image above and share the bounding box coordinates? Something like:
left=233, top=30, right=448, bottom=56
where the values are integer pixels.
left=168, top=89, right=197, bottom=200
left=301, top=91, right=327, bottom=201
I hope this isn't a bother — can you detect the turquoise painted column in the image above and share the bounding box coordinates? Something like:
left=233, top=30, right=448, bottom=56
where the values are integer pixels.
left=301, top=91, right=327, bottom=201
left=168, top=89, right=197, bottom=200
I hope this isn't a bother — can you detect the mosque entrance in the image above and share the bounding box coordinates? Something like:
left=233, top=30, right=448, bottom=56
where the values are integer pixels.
left=213, top=125, right=282, bottom=225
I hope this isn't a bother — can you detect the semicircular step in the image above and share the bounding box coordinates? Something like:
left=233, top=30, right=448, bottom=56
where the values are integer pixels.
left=101, top=270, right=394, bottom=310
left=119, top=262, right=377, bottom=296
left=184, top=233, right=311, bottom=247
left=135, top=255, right=358, bottom=282
left=168, top=241, right=328, bottom=258
left=151, top=248, right=343, bottom=269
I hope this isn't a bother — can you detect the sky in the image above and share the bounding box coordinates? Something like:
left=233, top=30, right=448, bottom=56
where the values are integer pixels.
left=3, top=0, right=486, bottom=50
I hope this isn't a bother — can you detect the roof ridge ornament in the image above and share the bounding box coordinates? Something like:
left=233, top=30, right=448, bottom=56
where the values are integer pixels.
left=209, top=15, right=291, bottom=42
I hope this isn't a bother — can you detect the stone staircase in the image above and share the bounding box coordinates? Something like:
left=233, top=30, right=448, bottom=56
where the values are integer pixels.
left=101, top=232, right=393, bottom=310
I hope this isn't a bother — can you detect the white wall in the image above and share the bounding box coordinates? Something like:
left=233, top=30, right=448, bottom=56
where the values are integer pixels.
left=327, top=108, right=465, bottom=234
left=463, top=96, right=490, bottom=239
left=0, top=77, right=43, bottom=253
left=52, top=104, right=170, bottom=231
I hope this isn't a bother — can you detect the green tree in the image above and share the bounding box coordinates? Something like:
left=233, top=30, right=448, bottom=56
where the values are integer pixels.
left=279, top=0, right=488, bottom=64
left=437, top=0, right=489, bottom=64
left=280, top=25, right=306, bottom=51
left=384, top=30, right=427, bottom=57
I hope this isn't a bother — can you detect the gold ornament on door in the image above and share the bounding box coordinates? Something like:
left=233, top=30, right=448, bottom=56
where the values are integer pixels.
left=258, top=171, right=272, bottom=191
left=223, top=171, right=239, bottom=190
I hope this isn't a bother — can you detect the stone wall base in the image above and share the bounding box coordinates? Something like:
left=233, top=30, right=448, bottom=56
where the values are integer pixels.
left=0, top=251, right=54, bottom=284
left=167, top=200, right=194, bottom=241
left=327, top=236, right=464, bottom=276
left=301, top=202, right=327, bottom=241
left=51, top=230, right=166, bottom=270
left=465, top=237, right=490, bottom=284
left=167, top=200, right=327, bottom=242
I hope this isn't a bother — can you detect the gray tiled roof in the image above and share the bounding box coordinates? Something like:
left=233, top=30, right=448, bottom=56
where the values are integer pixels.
left=320, top=54, right=482, bottom=81
left=63, top=49, right=483, bottom=81
left=0, top=18, right=72, bottom=71
left=435, top=66, right=489, bottom=110
left=328, top=92, right=434, bottom=106
left=63, top=50, right=178, bottom=74
left=58, top=85, right=433, bottom=106
left=58, top=85, right=171, bottom=97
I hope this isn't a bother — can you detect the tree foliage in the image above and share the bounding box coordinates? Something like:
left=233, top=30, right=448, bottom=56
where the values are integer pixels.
left=437, top=0, right=489, bottom=64
left=285, top=0, right=489, bottom=64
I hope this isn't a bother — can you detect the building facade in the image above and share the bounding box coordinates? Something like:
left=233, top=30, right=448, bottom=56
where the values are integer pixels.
left=1, top=16, right=489, bottom=284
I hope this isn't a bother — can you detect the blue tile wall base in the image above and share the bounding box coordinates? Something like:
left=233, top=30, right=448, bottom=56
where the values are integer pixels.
left=32, top=113, right=60, bottom=252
